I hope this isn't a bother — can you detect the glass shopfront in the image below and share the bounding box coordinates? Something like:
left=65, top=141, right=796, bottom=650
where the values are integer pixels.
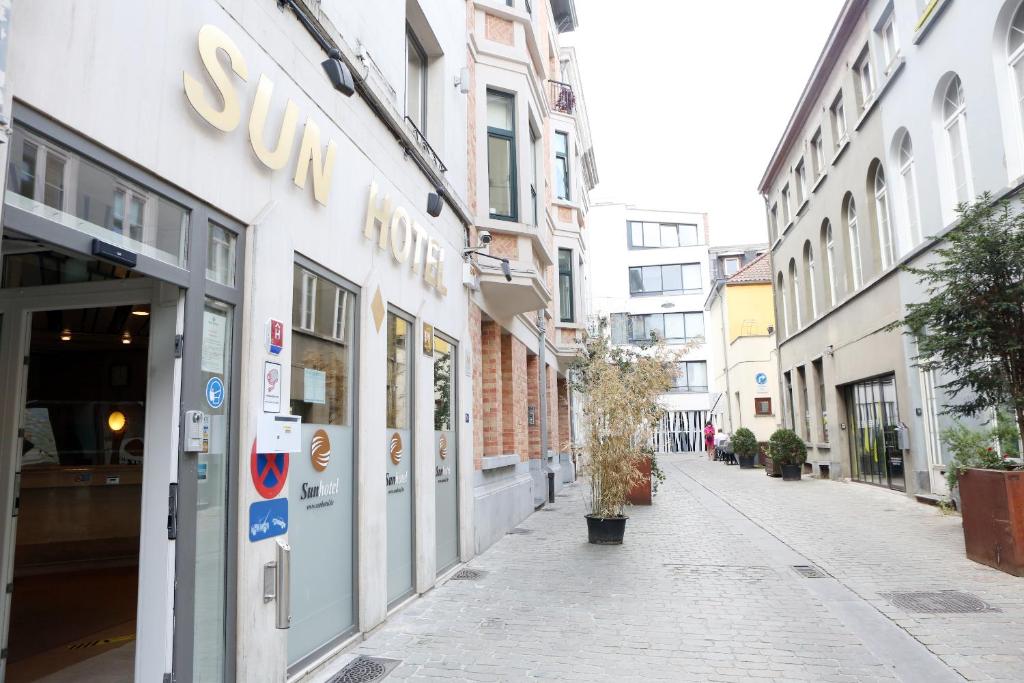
left=433, top=334, right=458, bottom=574
left=846, top=375, right=905, bottom=491
left=386, top=310, right=415, bottom=605
left=287, top=262, right=358, bottom=668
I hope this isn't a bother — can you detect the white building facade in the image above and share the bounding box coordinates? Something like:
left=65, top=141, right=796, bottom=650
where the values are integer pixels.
left=588, top=203, right=715, bottom=451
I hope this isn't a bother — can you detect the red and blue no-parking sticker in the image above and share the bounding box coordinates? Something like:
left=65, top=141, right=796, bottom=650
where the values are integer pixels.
left=250, top=439, right=288, bottom=499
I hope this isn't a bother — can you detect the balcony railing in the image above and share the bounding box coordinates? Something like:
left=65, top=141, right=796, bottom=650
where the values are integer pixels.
left=549, top=80, right=576, bottom=115
left=404, top=116, right=447, bottom=173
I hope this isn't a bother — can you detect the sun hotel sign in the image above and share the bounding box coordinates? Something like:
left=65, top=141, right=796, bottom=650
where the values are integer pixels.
left=182, top=24, right=449, bottom=296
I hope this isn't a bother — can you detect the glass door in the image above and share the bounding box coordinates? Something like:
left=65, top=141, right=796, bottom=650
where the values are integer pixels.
left=433, top=334, right=458, bottom=575
left=386, top=310, right=414, bottom=606
left=846, top=375, right=904, bottom=491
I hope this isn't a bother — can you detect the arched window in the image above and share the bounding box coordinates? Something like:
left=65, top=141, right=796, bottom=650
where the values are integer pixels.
left=873, top=166, right=896, bottom=268
left=803, top=241, right=818, bottom=319
left=897, top=132, right=922, bottom=245
left=943, top=76, right=973, bottom=205
left=777, top=272, right=788, bottom=338
left=789, top=259, right=802, bottom=331
left=1008, top=3, right=1024, bottom=144
left=846, top=196, right=863, bottom=289
left=821, top=220, right=836, bottom=307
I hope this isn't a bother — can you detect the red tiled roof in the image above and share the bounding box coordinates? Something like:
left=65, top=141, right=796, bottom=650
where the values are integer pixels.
left=727, top=252, right=771, bottom=284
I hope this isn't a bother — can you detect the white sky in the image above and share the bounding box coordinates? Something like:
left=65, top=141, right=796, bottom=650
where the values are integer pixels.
left=565, top=0, right=846, bottom=246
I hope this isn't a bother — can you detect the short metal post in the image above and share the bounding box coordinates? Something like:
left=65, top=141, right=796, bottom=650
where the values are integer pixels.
left=547, top=471, right=555, bottom=503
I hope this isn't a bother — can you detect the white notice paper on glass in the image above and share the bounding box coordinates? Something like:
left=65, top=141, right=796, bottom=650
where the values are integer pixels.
left=201, top=310, right=227, bottom=374
left=304, top=368, right=326, bottom=404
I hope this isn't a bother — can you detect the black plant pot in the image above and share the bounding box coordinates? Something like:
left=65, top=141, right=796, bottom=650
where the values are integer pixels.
left=737, top=454, right=756, bottom=469
left=586, top=514, right=628, bottom=544
left=780, top=464, right=802, bottom=481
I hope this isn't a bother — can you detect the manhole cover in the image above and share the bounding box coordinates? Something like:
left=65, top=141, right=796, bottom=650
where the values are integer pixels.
left=450, top=568, right=485, bottom=581
left=792, top=565, right=828, bottom=578
left=880, top=591, right=998, bottom=614
left=327, top=656, right=400, bottom=683
left=506, top=527, right=531, bottom=535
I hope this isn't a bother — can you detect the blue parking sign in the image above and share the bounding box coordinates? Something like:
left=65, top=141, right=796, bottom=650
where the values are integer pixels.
left=249, top=498, right=288, bottom=542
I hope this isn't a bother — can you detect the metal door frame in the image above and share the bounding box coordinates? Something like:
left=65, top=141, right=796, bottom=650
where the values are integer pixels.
left=432, top=328, right=459, bottom=576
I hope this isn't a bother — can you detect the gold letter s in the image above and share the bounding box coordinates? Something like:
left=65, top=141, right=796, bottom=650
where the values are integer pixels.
left=183, top=25, right=249, bottom=132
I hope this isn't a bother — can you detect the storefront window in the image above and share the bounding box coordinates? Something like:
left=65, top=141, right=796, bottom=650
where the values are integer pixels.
left=433, top=335, right=458, bottom=573
left=194, top=299, right=233, bottom=681
left=846, top=375, right=904, bottom=491
left=288, top=263, right=357, bottom=666
left=5, top=126, right=189, bottom=268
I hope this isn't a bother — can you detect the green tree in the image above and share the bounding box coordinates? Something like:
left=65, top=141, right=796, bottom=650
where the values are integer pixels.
left=892, top=194, right=1024, bottom=435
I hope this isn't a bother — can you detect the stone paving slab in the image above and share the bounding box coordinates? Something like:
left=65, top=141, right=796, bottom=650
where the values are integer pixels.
left=307, top=452, right=1024, bottom=681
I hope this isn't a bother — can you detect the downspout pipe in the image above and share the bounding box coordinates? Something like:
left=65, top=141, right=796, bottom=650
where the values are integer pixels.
left=537, top=309, right=548, bottom=507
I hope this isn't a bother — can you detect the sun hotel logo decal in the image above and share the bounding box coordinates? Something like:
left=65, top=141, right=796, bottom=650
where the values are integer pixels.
left=435, top=435, right=451, bottom=482
left=299, top=429, right=339, bottom=511
left=182, top=25, right=448, bottom=297
left=386, top=432, right=409, bottom=494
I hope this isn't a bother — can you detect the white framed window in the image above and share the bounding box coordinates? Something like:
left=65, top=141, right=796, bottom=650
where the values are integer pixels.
left=405, top=28, right=427, bottom=132
left=112, top=186, right=147, bottom=242
left=831, top=94, right=848, bottom=148
left=897, top=132, right=922, bottom=245
left=873, top=167, right=896, bottom=269
left=942, top=75, right=973, bottom=206
left=9, top=131, right=70, bottom=211
left=789, top=259, right=802, bottom=330
left=1009, top=3, right=1024, bottom=161
left=299, top=269, right=316, bottom=332
left=795, top=160, right=808, bottom=205
left=854, top=49, right=875, bottom=110
left=723, top=257, right=740, bottom=277
left=769, top=203, right=779, bottom=241
left=847, top=198, right=862, bottom=289
left=804, top=242, right=818, bottom=319
left=333, top=287, right=348, bottom=341
left=824, top=221, right=837, bottom=306
left=811, top=129, right=825, bottom=178
left=777, top=273, right=788, bottom=338
left=781, top=184, right=792, bottom=225
left=879, top=13, right=900, bottom=74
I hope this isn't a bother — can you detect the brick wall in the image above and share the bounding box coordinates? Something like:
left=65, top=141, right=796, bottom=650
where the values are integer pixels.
left=490, top=234, right=518, bottom=260
left=526, top=353, right=540, bottom=460
left=470, top=303, right=483, bottom=469
left=481, top=320, right=503, bottom=456
left=484, top=14, right=514, bottom=45
left=547, top=364, right=558, bottom=454
left=500, top=334, right=528, bottom=457
left=558, top=377, right=571, bottom=450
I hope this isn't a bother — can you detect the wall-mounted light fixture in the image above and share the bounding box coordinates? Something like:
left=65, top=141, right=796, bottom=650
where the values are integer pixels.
left=59, top=329, right=72, bottom=342
left=427, top=188, right=444, bottom=218
left=322, top=49, right=355, bottom=97
left=122, top=331, right=132, bottom=345
left=453, top=67, right=470, bottom=94
left=825, top=344, right=835, bottom=356
left=108, top=411, right=127, bottom=432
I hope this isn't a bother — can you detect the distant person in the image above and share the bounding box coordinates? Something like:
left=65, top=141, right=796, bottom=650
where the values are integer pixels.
left=704, top=421, right=716, bottom=460
left=714, top=428, right=729, bottom=450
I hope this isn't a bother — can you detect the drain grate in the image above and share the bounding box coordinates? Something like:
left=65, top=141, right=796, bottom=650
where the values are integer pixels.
left=792, top=565, right=828, bottom=578
left=327, top=656, right=400, bottom=683
left=506, top=527, right=531, bottom=535
left=880, top=591, right=998, bottom=614
left=450, top=567, right=485, bottom=581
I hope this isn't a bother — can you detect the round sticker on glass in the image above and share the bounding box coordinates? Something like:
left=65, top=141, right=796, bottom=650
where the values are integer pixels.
left=206, top=376, right=225, bottom=409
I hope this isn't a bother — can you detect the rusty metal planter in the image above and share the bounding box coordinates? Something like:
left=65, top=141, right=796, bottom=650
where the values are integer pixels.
left=626, top=456, right=652, bottom=506
left=959, top=468, right=1024, bottom=577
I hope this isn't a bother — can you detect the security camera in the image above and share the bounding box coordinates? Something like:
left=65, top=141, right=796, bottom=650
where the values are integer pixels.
left=479, top=230, right=492, bottom=245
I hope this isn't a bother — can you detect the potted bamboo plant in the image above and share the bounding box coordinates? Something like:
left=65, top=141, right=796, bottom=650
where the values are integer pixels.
left=571, top=324, right=680, bottom=544
left=732, top=427, right=759, bottom=469
left=768, top=428, right=807, bottom=481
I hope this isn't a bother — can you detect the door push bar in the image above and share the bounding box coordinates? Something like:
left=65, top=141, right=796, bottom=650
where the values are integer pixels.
left=263, top=538, right=291, bottom=629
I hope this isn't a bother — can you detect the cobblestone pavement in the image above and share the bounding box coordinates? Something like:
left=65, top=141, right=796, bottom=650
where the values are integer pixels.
left=313, top=454, right=1024, bottom=682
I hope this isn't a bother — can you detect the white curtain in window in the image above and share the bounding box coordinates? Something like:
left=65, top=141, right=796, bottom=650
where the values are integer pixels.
left=1009, top=3, right=1024, bottom=152
left=874, top=167, right=895, bottom=268
left=898, top=133, right=922, bottom=246
left=943, top=76, right=972, bottom=205
left=805, top=243, right=818, bottom=319
left=789, top=261, right=802, bottom=330
left=847, top=199, right=862, bottom=289
left=824, top=223, right=836, bottom=306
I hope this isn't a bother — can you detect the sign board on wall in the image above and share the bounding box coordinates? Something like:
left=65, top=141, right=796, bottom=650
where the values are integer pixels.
left=249, top=498, right=288, bottom=542
left=263, top=361, right=282, bottom=413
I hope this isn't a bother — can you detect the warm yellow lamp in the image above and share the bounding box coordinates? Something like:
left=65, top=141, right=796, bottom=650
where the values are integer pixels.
left=108, top=411, right=127, bottom=432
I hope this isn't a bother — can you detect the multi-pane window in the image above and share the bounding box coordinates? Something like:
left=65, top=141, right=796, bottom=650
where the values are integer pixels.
left=9, top=133, right=67, bottom=211
left=873, top=167, right=896, bottom=268
left=627, top=221, right=700, bottom=248
left=405, top=29, right=427, bottom=131
left=112, top=188, right=146, bottom=242
left=831, top=94, right=848, bottom=148
left=847, top=198, right=863, bottom=289
left=558, top=248, right=574, bottom=323
left=942, top=75, right=972, bottom=206
left=769, top=204, right=779, bottom=242
left=529, top=126, right=539, bottom=225
left=487, top=90, right=517, bottom=220
left=292, top=265, right=351, bottom=344
left=811, top=129, right=825, bottom=179
left=897, top=132, right=922, bottom=245
left=780, top=184, right=792, bottom=225
left=798, top=366, right=811, bottom=440
left=1009, top=4, right=1024, bottom=154
left=628, top=312, right=704, bottom=343
left=854, top=49, right=875, bottom=110
left=813, top=358, right=828, bottom=442
left=804, top=242, right=818, bottom=319
left=554, top=131, right=570, bottom=201
left=672, top=361, right=709, bottom=393
left=788, top=259, right=802, bottom=330
left=880, top=13, right=899, bottom=74
left=824, top=222, right=837, bottom=306
left=795, top=160, right=808, bottom=205
left=628, top=263, right=701, bottom=296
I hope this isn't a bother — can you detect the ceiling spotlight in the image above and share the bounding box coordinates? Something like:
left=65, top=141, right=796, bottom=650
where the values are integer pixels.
left=131, top=305, right=150, bottom=317
left=108, top=410, right=126, bottom=432
left=322, top=49, right=355, bottom=97
left=427, top=189, right=444, bottom=218
left=122, top=331, right=132, bottom=345
left=60, top=329, right=72, bottom=342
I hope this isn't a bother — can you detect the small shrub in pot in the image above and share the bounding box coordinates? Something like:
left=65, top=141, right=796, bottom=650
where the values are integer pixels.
left=768, top=428, right=807, bottom=481
left=732, top=427, right=758, bottom=469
